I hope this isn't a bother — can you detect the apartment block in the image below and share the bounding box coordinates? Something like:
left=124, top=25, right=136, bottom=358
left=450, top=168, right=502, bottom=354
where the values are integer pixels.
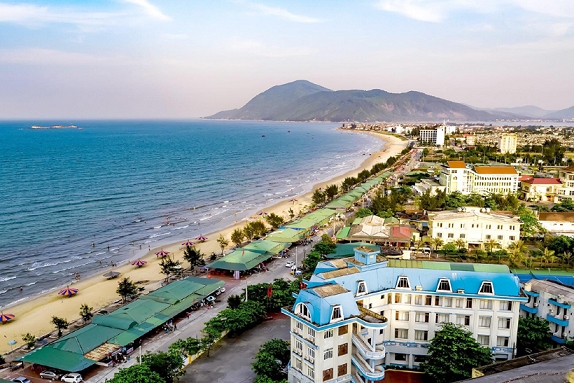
left=499, top=133, right=518, bottom=154
left=439, top=161, right=519, bottom=195
left=419, top=127, right=445, bottom=146
left=428, top=207, right=521, bottom=249
left=520, top=279, right=574, bottom=345
left=557, top=166, right=574, bottom=201
left=283, top=247, right=526, bottom=383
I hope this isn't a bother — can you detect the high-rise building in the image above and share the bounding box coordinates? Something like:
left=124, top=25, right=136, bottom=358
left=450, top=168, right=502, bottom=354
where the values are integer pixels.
left=419, top=127, right=445, bottom=146
left=282, top=247, right=526, bottom=383
left=498, top=133, right=517, bottom=154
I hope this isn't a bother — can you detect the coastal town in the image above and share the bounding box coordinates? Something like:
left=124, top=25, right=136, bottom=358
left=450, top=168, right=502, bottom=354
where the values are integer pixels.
left=2, top=124, right=574, bottom=383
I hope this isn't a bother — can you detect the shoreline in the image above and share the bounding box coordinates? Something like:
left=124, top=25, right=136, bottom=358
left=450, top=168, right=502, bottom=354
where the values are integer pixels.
left=0, top=131, right=407, bottom=355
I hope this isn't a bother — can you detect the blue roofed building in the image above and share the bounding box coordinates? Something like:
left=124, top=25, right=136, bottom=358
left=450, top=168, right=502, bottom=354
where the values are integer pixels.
left=282, top=246, right=527, bottom=383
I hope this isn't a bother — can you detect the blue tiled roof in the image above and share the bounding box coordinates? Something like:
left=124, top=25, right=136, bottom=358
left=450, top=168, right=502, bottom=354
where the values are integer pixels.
left=293, top=286, right=360, bottom=326
left=310, top=262, right=522, bottom=298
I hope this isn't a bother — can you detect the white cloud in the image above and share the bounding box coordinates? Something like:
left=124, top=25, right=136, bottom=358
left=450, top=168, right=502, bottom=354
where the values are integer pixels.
left=0, top=3, right=121, bottom=27
left=123, top=0, right=171, bottom=21
left=511, top=0, right=574, bottom=18
left=229, top=39, right=312, bottom=57
left=237, top=1, right=321, bottom=23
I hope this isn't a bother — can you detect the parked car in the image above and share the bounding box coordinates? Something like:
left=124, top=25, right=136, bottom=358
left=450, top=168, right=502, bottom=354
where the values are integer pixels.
left=285, top=261, right=295, bottom=268
left=205, top=296, right=216, bottom=303
left=11, top=377, right=31, bottom=383
left=61, top=373, right=83, bottom=383
left=40, top=370, right=61, bottom=380
left=215, top=287, right=226, bottom=296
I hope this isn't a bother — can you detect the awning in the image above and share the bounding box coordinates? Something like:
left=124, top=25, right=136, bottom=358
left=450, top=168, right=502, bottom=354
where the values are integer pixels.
left=19, top=347, right=96, bottom=372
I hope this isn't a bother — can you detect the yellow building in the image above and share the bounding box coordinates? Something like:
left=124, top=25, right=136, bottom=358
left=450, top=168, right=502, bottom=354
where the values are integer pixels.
left=499, top=133, right=518, bottom=154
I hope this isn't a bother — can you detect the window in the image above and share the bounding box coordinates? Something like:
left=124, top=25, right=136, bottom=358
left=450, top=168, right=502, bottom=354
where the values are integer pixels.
left=324, top=329, right=333, bottom=339
left=479, top=281, right=494, bottom=294
left=338, top=325, right=348, bottom=336
left=437, top=278, right=452, bottom=292
left=397, top=276, right=410, bottom=289
left=437, top=223, right=443, bottom=228
left=497, top=235, right=503, bottom=240
left=444, top=297, right=453, bottom=307
left=510, top=225, right=515, bottom=230
left=405, top=294, right=412, bottom=304
left=307, top=347, right=315, bottom=359
left=323, top=368, right=333, bottom=381
left=509, top=236, right=515, bottom=241
left=497, top=336, right=509, bottom=347
left=306, top=365, right=314, bottom=379
left=331, top=306, right=343, bottom=322
left=500, top=301, right=512, bottom=311
left=324, top=348, right=333, bottom=360
left=436, top=313, right=449, bottom=323
left=296, top=321, right=304, bottom=331
left=497, top=225, right=503, bottom=230
left=486, top=224, right=492, bottom=229
left=337, top=364, right=347, bottom=377
left=295, top=357, right=302, bottom=371
left=466, top=298, right=473, bottom=309
left=456, top=298, right=463, bottom=308
left=425, top=295, right=432, bottom=306
left=478, top=335, right=490, bottom=346
left=337, top=343, right=348, bottom=356
left=498, top=317, right=511, bottom=329
left=415, top=295, right=423, bottom=305
left=460, top=223, right=465, bottom=229
left=395, top=329, right=408, bottom=339
left=381, top=294, right=385, bottom=301
left=480, top=300, right=493, bottom=310
left=395, top=311, right=410, bottom=321
left=415, top=330, right=428, bottom=341
left=395, top=293, right=402, bottom=303
left=448, top=233, right=454, bottom=238
left=295, top=340, right=303, bottom=352
left=435, top=296, right=442, bottom=306
left=448, top=223, right=454, bottom=228
left=394, top=353, right=407, bottom=361
left=387, top=294, right=392, bottom=304
left=437, top=232, right=443, bottom=238
left=296, top=303, right=311, bottom=319
left=479, top=316, right=491, bottom=327
left=486, top=234, right=491, bottom=239
left=357, top=281, right=367, bottom=295
left=460, top=233, right=466, bottom=239
left=415, top=312, right=430, bottom=323
left=414, top=355, right=427, bottom=363
left=456, top=315, right=470, bottom=326
left=379, top=329, right=384, bottom=335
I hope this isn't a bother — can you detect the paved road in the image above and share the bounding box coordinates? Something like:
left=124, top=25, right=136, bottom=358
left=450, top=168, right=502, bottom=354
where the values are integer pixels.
left=181, top=314, right=290, bottom=383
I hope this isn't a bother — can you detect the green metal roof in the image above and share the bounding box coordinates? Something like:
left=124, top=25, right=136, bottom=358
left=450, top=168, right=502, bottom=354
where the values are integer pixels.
left=325, top=198, right=353, bottom=209
left=266, top=228, right=304, bottom=242
left=326, top=242, right=380, bottom=259
left=20, top=347, right=96, bottom=372
left=207, top=249, right=273, bottom=271
left=387, top=260, right=511, bottom=273
left=242, top=240, right=288, bottom=255
left=352, top=217, right=363, bottom=225
left=50, top=324, right=123, bottom=354
left=336, top=226, right=351, bottom=239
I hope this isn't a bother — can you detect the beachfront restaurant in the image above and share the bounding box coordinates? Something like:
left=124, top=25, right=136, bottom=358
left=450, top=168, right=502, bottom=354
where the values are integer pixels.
left=17, top=277, right=224, bottom=374
left=207, top=239, right=289, bottom=276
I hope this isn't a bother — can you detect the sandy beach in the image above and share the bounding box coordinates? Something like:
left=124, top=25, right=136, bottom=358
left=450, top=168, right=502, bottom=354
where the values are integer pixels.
left=0, top=131, right=407, bottom=355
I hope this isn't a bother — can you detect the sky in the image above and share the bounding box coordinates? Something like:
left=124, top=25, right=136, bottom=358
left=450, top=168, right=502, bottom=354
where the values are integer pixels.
left=1, top=0, right=573, bottom=119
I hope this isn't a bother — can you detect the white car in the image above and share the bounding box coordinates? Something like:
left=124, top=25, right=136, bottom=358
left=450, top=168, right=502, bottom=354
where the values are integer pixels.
left=285, top=261, right=295, bottom=268
left=61, top=373, right=83, bottom=383
left=40, top=370, right=61, bottom=380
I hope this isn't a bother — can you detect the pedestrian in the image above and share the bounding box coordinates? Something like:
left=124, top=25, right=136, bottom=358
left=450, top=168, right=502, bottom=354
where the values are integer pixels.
left=99, top=260, right=102, bottom=265
left=108, top=245, right=110, bottom=251
left=19, top=286, right=23, bottom=292
left=174, top=322, right=177, bottom=330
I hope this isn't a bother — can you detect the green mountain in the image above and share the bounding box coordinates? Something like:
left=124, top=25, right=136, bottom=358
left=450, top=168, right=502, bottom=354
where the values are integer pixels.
left=544, top=106, right=574, bottom=120
left=206, top=80, right=511, bottom=122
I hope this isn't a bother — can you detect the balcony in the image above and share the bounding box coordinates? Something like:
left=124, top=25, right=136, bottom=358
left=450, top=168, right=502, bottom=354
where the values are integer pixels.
left=303, top=354, right=315, bottom=364
left=520, top=303, right=538, bottom=314
left=523, top=290, right=539, bottom=297
left=351, top=372, right=364, bottom=383
left=289, top=365, right=315, bottom=383
left=549, top=298, right=572, bottom=309
left=356, top=306, right=388, bottom=329
left=546, top=313, right=569, bottom=327
left=352, top=334, right=386, bottom=360
left=551, top=334, right=567, bottom=344
left=351, top=355, right=385, bottom=381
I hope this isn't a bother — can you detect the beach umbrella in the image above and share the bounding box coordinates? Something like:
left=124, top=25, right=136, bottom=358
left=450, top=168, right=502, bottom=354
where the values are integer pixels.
left=181, top=240, right=194, bottom=247
left=196, top=235, right=207, bottom=242
left=58, top=286, right=79, bottom=297
left=155, top=249, right=170, bottom=257
left=103, top=271, right=121, bottom=279
left=132, top=259, right=147, bottom=267
left=0, top=313, right=15, bottom=324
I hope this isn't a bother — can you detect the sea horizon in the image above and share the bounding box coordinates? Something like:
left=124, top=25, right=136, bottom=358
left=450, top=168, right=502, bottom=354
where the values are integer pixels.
left=0, top=119, right=382, bottom=308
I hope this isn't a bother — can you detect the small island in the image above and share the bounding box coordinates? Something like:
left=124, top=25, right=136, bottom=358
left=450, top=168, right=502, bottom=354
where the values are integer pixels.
left=31, top=125, right=78, bottom=129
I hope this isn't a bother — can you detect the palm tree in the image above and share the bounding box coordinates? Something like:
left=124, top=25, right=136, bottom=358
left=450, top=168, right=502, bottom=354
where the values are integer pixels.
left=541, top=247, right=555, bottom=266
left=562, top=251, right=573, bottom=268
left=430, top=238, right=444, bottom=258
left=483, top=239, right=500, bottom=255
left=454, top=239, right=467, bottom=252
left=508, top=240, right=528, bottom=267
left=116, top=277, right=138, bottom=303
left=216, top=234, right=229, bottom=255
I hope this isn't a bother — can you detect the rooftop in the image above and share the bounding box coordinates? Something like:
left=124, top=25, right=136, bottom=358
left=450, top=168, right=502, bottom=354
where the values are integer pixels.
left=428, top=207, right=520, bottom=223
left=473, top=166, right=518, bottom=175
left=311, top=284, right=348, bottom=298
left=525, top=279, right=574, bottom=302
left=538, top=212, right=574, bottom=223
left=521, top=177, right=562, bottom=185
left=447, top=160, right=466, bottom=168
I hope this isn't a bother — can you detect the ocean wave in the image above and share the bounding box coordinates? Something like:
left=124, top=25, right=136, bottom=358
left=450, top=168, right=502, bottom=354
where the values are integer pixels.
left=27, top=262, right=58, bottom=271
left=0, top=276, right=16, bottom=282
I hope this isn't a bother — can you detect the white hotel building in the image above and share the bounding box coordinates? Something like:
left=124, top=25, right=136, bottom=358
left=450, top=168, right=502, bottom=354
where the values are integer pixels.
left=282, top=247, right=526, bottom=383
left=439, top=161, right=519, bottom=195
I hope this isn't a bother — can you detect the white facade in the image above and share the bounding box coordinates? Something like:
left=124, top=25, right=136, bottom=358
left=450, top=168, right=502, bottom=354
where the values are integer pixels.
left=520, top=280, right=574, bottom=345
left=439, top=161, right=519, bottom=195
left=420, top=127, right=445, bottom=146
left=557, top=166, right=574, bottom=201
left=538, top=212, right=574, bottom=236
left=499, top=134, right=518, bottom=154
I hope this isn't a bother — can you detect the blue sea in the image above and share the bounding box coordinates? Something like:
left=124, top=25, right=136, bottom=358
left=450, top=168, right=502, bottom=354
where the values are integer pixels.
left=0, top=120, right=381, bottom=307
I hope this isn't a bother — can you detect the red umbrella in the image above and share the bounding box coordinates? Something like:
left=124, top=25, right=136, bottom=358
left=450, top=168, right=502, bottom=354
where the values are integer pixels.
left=0, top=313, right=15, bottom=324
left=196, top=235, right=207, bottom=242
left=181, top=240, right=195, bottom=247
left=155, top=249, right=170, bottom=257
left=58, top=286, right=79, bottom=297
left=132, top=259, right=147, bottom=267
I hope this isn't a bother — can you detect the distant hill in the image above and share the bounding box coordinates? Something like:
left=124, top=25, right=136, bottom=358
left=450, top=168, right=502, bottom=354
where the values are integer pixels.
left=543, top=106, right=574, bottom=120
left=206, top=80, right=512, bottom=122
left=493, top=105, right=555, bottom=119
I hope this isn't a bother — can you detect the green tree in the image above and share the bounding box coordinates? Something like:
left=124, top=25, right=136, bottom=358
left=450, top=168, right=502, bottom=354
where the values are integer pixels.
left=140, top=351, right=185, bottom=383
left=265, top=213, right=285, bottom=230
left=51, top=316, right=69, bottom=337
left=21, top=333, right=36, bottom=349
left=183, top=245, right=202, bottom=270
left=312, top=189, right=326, bottom=205
left=324, top=184, right=339, bottom=201
left=107, top=364, right=165, bottom=383
left=231, top=228, right=245, bottom=247
left=244, top=222, right=256, bottom=241
left=200, top=325, right=221, bottom=357
left=169, top=337, right=202, bottom=358
left=79, top=303, right=93, bottom=323
left=421, top=322, right=492, bottom=383
left=216, top=234, right=229, bottom=255
left=517, top=317, right=552, bottom=356
left=248, top=220, right=268, bottom=238
left=116, top=277, right=139, bottom=303
left=430, top=237, right=444, bottom=256
left=227, top=294, right=243, bottom=309
left=516, top=204, right=543, bottom=238
left=314, top=234, right=336, bottom=256
left=443, top=243, right=457, bottom=254
left=454, top=239, right=467, bottom=252
left=159, top=255, right=181, bottom=282
left=341, top=177, right=357, bottom=192
left=302, top=250, right=322, bottom=275
left=355, top=208, right=373, bottom=218
left=288, top=208, right=295, bottom=220
left=508, top=240, right=528, bottom=266
left=252, top=339, right=291, bottom=381
left=357, top=169, right=371, bottom=182
left=483, top=239, right=500, bottom=255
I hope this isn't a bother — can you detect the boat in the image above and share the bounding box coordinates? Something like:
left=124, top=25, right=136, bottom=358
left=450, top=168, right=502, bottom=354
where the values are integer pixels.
left=262, top=134, right=265, bottom=137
